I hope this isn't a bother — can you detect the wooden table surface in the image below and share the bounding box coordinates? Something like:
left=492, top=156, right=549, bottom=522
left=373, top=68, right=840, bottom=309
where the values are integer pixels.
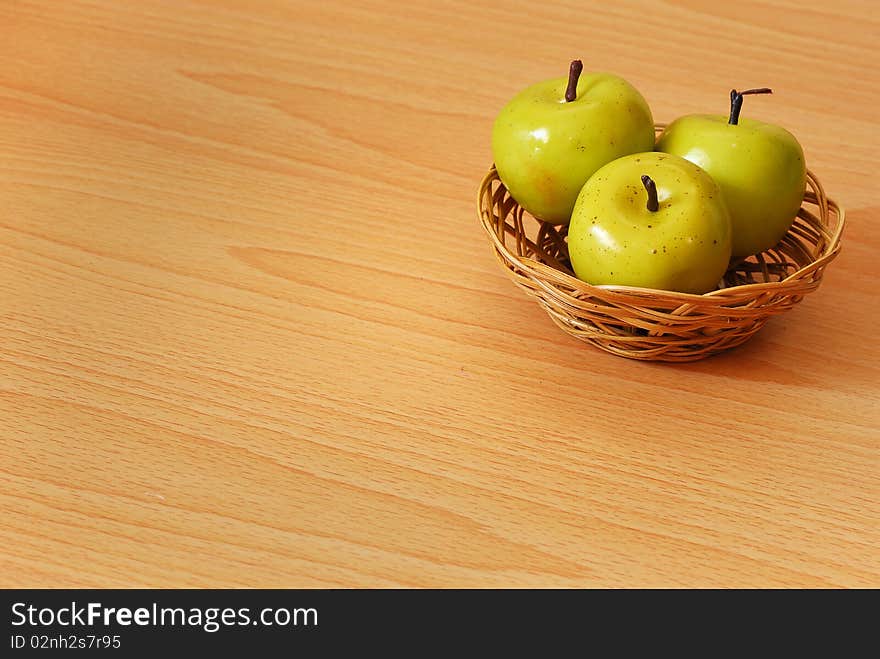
left=2, top=0, right=878, bottom=588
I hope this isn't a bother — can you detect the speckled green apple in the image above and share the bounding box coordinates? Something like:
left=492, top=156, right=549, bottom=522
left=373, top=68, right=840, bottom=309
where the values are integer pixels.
left=491, top=60, right=655, bottom=224
left=568, top=152, right=732, bottom=294
left=656, top=88, right=806, bottom=258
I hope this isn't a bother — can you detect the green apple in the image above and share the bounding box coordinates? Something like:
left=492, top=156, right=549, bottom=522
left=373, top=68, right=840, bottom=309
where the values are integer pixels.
left=656, top=88, right=806, bottom=258
left=491, top=60, right=655, bottom=224
left=568, top=152, right=732, bottom=294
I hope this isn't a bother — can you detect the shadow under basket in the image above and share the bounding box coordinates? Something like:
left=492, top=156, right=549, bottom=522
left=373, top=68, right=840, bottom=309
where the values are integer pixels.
left=477, top=140, right=845, bottom=362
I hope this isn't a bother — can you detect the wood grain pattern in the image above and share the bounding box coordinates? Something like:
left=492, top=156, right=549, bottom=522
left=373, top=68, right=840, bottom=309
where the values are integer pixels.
left=1, top=0, right=877, bottom=587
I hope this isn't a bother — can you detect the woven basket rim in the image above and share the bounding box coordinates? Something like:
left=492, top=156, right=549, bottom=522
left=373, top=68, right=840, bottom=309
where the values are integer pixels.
left=478, top=139, right=845, bottom=305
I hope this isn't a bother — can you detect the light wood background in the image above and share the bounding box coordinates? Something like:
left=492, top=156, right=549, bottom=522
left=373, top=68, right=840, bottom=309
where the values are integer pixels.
left=1, top=0, right=877, bottom=588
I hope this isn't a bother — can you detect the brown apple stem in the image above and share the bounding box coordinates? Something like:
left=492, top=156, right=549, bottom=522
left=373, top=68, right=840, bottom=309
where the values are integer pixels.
left=728, top=87, right=773, bottom=125
left=641, top=175, right=659, bottom=212
left=565, top=60, right=583, bottom=102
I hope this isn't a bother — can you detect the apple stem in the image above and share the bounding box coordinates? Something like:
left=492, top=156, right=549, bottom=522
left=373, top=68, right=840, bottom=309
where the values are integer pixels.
left=728, top=87, right=773, bottom=125
left=641, top=175, right=659, bottom=212
left=565, top=60, right=583, bottom=102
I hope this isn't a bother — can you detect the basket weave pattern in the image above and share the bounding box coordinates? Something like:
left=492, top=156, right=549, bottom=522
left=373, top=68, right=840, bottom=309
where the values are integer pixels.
left=478, top=126, right=845, bottom=361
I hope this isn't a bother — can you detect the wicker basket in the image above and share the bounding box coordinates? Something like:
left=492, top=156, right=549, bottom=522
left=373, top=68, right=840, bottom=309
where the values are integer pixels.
left=477, top=125, right=845, bottom=362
